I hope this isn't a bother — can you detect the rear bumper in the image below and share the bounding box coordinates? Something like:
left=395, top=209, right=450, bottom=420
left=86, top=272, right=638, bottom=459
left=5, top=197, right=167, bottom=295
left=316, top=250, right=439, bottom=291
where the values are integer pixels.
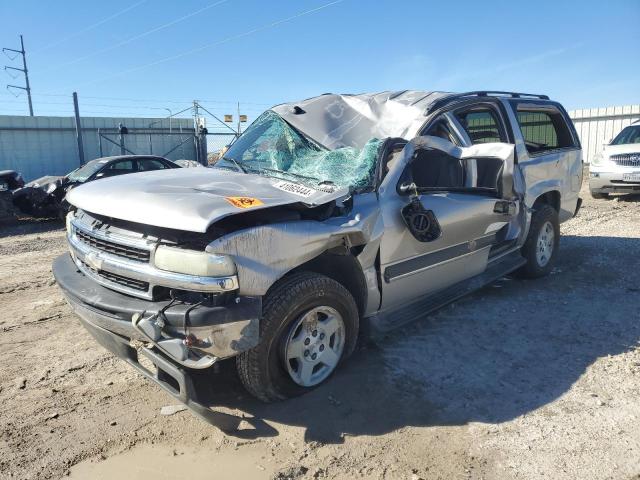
left=53, top=253, right=261, bottom=365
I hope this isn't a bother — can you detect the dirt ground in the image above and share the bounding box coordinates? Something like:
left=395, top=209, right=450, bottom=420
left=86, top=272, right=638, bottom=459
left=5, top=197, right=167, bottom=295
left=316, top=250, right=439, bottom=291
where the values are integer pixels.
left=1, top=183, right=639, bottom=480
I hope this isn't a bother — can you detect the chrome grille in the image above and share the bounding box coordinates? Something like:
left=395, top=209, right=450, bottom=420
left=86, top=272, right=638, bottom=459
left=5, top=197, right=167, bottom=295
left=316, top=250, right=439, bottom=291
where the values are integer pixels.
left=75, top=228, right=150, bottom=262
left=611, top=153, right=640, bottom=167
left=80, top=260, right=150, bottom=292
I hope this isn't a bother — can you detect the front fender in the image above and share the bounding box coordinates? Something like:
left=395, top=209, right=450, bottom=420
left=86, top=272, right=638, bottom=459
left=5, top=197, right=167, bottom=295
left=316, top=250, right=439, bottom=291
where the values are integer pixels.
left=206, top=195, right=382, bottom=296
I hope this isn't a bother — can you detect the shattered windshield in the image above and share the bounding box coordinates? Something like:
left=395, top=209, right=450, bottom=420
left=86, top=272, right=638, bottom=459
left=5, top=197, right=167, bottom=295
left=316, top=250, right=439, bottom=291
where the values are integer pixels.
left=66, top=159, right=104, bottom=183
left=215, top=110, right=380, bottom=190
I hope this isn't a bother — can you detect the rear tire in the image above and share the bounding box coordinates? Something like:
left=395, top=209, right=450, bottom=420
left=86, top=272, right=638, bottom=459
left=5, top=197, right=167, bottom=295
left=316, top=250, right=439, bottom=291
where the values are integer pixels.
left=518, top=204, right=560, bottom=279
left=236, top=271, right=359, bottom=402
left=590, top=190, right=609, bottom=199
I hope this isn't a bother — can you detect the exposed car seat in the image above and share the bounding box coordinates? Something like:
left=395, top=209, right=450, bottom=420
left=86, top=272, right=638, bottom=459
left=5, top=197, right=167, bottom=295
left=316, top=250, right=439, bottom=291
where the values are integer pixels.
left=380, top=137, right=408, bottom=181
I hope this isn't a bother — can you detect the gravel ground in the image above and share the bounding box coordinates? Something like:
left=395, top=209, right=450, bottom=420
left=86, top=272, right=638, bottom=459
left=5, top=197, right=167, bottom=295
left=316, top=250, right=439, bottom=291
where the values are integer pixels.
left=0, top=183, right=639, bottom=480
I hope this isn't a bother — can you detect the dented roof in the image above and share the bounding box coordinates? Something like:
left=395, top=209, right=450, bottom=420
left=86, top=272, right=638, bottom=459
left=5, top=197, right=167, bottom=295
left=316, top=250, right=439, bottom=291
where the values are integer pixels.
left=271, top=90, right=451, bottom=150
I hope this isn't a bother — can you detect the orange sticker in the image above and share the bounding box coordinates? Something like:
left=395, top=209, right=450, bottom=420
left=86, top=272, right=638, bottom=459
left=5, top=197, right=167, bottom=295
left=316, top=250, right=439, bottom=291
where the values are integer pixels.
left=225, top=196, right=264, bottom=209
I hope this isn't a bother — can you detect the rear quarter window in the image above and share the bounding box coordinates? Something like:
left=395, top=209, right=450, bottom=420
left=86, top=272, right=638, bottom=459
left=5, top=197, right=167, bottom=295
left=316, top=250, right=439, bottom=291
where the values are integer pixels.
left=515, top=105, right=576, bottom=154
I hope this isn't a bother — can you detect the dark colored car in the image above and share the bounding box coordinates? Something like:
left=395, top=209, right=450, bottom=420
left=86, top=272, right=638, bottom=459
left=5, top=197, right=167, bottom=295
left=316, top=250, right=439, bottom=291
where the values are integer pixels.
left=13, top=155, right=180, bottom=218
left=0, top=170, right=25, bottom=223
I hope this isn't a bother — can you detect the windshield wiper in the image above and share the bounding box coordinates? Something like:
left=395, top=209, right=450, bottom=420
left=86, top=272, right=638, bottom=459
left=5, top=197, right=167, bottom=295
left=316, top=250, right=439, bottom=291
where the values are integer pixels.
left=259, top=167, right=322, bottom=184
left=220, top=156, right=247, bottom=174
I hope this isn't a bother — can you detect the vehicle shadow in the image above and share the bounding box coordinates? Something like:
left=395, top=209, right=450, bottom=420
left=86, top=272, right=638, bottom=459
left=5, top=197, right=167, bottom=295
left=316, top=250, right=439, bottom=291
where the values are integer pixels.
left=605, top=193, right=640, bottom=202
left=0, top=216, right=62, bottom=239
left=195, top=234, right=640, bottom=442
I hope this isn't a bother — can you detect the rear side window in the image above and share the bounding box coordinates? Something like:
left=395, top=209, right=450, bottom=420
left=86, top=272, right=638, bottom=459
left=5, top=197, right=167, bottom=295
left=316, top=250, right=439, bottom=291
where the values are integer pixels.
left=515, top=106, right=576, bottom=154
left=138, top=159, right=168, bottom=171
left=455, top=108, right=505, bottom=144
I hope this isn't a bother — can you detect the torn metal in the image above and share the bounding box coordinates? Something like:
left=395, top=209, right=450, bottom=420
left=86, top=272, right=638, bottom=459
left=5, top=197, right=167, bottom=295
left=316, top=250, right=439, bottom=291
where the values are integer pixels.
left=207, top=193, right=383, bottom=298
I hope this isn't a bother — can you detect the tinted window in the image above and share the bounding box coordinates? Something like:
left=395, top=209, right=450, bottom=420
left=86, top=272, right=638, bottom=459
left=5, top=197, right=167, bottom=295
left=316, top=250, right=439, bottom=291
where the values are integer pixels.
left=456, top=108, right=505, bottom=144
left=516, top=107, right=576, bottom=153
left=108, top=160, right=135, bottom=171
left=611, top=125, right=640, bottom=145
left=138, top=159, right=168, bottom=171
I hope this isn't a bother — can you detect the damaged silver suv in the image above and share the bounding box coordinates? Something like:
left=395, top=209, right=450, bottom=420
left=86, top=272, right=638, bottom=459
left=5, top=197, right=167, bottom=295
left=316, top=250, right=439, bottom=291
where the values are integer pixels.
left=53, top=91, right=583, bottom=429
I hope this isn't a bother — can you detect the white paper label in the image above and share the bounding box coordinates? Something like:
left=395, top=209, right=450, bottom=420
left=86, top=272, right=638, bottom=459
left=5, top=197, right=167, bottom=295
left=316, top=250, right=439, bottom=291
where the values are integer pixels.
left=273, top=181, right=316, bottom=198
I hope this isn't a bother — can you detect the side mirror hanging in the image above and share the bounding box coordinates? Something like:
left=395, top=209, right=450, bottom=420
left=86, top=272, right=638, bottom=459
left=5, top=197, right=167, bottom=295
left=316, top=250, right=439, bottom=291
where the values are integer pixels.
left=399, top=181, right=418, bottom=196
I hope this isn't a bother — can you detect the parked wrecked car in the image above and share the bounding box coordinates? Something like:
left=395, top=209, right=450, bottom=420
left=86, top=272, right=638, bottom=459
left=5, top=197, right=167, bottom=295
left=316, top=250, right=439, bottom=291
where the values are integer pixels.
left=13, top=155, right=180, bottom=218
left=53, top=91, right=583, bottom=430
left=0, top=170, right=25, bottom=223
left=589, top=120, right=640, bottom=198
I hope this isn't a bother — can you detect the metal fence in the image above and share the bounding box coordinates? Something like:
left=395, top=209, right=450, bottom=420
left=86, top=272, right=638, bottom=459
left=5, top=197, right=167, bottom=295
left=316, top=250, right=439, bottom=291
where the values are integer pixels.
left=0, top=115, right=198, bottom=181
left=569, top=105, right=640, bottom=164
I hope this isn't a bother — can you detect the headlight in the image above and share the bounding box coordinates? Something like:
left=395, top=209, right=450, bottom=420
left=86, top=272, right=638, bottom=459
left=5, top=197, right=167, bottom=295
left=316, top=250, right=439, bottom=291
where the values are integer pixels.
left=591, top=152, right=604, bottom=166
left=154, top=246, right=236, bottom=277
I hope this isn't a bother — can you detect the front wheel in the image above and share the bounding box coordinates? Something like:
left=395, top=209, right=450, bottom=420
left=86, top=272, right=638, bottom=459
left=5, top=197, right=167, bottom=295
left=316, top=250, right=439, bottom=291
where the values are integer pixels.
left=517, top=204, right=560, bottom=278
left=236, top=272, right=359, bottom=402
left=590, top=190, right=609, bottom=200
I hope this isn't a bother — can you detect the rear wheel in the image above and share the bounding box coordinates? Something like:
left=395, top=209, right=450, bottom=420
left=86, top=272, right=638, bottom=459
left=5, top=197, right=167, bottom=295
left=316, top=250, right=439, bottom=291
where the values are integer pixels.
left=518, top=204, right=560, bottom=278
left=236, top=272, right=359, bottom=402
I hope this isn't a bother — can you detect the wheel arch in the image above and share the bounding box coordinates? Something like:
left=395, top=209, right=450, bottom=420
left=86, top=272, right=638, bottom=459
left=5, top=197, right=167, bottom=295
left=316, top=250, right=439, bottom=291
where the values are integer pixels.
left=531, top=189, right=561, bottom=212
left=289, top=251, right=368, bottom=317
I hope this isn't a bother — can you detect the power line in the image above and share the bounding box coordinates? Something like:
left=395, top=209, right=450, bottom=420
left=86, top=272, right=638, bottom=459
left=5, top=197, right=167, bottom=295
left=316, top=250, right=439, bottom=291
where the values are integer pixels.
left=77, top=0, right=346, bottom=87
left=30, top=0, right=148, bottom=54
left=3, top=35, right=33, bottom=116
left=24, top=92, right=272, bottom=106
left=39, top=0, right=230, bottom=74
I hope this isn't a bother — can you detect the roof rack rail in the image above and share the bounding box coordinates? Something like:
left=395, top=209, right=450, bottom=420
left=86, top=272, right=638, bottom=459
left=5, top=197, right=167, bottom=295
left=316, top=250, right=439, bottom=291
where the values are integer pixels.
left=428, top=90, right=550, bottom=112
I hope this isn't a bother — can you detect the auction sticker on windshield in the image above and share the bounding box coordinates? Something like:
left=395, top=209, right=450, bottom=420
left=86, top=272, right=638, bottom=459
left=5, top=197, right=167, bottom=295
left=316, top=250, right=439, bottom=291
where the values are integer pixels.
left=225, top=196, right=264, bottom=209
left=273, top=181, right=316, bottom=198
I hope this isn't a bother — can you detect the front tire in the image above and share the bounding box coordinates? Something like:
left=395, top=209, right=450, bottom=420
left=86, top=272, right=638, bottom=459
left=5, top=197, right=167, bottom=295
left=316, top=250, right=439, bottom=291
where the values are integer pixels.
left=236, top=272, right=359, bottom=402
left=590, top=189, right=609, bottom=199
left=518, top=204, right=560, bottom=278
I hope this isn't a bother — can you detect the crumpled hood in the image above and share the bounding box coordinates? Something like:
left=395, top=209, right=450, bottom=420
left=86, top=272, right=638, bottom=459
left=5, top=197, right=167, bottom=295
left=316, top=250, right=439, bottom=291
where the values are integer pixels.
left=66, top=167, right=348, bottom=232
left=26, top=175, right=65, bottom=188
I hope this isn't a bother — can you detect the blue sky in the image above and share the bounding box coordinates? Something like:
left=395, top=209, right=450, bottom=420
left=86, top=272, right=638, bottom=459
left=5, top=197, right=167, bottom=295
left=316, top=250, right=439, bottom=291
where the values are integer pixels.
left=0, top=0, right=638, bottom=127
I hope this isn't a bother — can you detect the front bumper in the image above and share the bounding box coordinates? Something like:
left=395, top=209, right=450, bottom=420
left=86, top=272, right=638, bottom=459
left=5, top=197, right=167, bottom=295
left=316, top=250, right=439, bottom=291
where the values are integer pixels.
left=78, top=312, right=243, bottom=431
left=589, top=170, right=640, bottom=194
left=53, top=253, right=261, bottom=367
left=53, top=253, right=263, bottom=429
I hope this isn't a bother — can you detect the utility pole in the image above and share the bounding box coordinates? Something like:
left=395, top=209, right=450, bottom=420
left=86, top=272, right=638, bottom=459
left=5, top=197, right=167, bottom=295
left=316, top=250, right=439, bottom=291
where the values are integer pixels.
left=193, top=100, right=201, bottom=164
left=72, top=92, right=85, bottom=166
left=3, top=35, right=34, bottom=116
left=237, top=102, right=241, bottom=136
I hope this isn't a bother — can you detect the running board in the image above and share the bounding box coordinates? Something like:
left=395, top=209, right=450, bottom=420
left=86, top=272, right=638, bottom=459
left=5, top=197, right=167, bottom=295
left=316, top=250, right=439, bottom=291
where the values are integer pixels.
left=369, top=250, right=526, bottom=332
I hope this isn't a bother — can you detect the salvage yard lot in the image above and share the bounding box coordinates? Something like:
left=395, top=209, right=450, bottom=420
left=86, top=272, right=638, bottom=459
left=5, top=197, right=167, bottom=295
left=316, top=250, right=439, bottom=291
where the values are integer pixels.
left=1, top=182, right=639, bottom=480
